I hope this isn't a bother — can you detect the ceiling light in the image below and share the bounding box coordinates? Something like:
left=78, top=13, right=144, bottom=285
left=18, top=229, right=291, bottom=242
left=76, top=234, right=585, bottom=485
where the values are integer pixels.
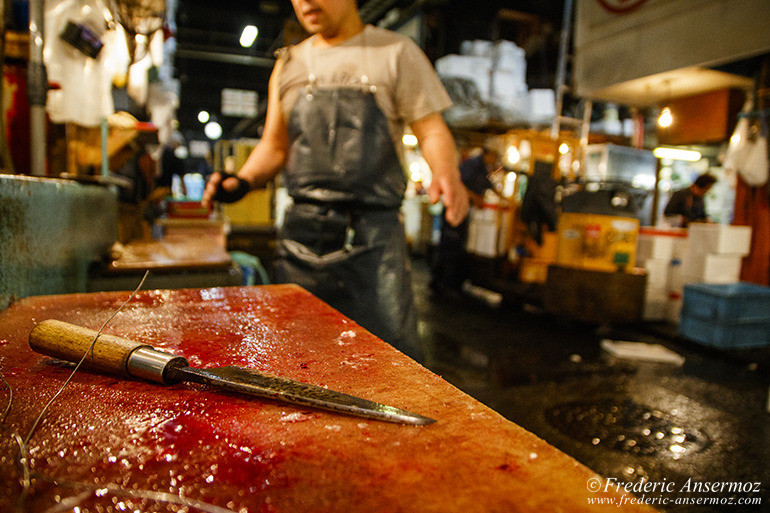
left=558, top=143, right=570, bottom=155
left=409, top=162, right=422, bottom=182
left=402, top=134, right=418, bottom=147
left=506, top=146, right=520, bottom=165
left=657, top=107, right=673, bottom=128
left=240, top=25, right=258, bottom=48
left=198, top=110, right=210, bottom=123
left=653, top=147, right=701, bottom=162
left=204, top=121, right=222, bottom=140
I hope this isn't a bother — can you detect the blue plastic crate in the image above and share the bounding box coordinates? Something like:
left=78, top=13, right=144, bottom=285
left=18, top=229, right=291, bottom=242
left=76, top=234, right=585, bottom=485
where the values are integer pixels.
left=681, top=282, right=770, bottom=322
left=679, top=315, right=770, bottom=349
left=680, top=282, right=770, bottom=349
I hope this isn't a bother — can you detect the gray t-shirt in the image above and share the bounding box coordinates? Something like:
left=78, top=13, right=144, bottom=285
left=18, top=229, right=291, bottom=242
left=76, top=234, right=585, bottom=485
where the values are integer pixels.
left=277, top=25, right=452, bottom=163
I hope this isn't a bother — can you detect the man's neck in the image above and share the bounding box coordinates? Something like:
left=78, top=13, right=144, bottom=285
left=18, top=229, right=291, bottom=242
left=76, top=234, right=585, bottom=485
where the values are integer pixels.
left=315, top=18, right=365, bottom=47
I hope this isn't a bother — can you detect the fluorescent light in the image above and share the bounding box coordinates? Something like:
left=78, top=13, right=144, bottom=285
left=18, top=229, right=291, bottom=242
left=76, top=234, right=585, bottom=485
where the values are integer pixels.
left=198, top=110, right=210, bottom=123
left=653, top=147, right=701, bottom=162
left=657, top=106, right=673, bottom=128
left=240, top=25, right=258, bottom=48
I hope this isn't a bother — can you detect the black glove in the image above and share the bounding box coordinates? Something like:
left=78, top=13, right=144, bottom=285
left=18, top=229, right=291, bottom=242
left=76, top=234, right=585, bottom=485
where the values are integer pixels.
left=213, top=175, right=251, bottom=203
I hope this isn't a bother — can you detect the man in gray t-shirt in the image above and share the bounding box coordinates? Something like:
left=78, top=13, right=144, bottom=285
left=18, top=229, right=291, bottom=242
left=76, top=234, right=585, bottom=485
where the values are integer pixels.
left=203, top=0, right=468, bottom=360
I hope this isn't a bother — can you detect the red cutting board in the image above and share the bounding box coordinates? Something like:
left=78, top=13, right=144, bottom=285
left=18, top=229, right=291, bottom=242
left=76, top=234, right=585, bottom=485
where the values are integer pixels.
left=0, top=285, right=655, bottom=512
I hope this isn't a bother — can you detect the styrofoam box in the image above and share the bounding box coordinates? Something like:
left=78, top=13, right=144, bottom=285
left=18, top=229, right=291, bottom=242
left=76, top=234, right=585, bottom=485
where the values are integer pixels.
left=466, top=208, right=500, bottom=257
left=460, top=39, right=494, bottom=57
left=436, top=55, right=493, bottom=99
left=683, top=253, right=743, bottom=284
left=668, top=261, right=686, bottom=294
left=491, top=68, right=527, bottom=96
left=643, top=300, right=668, bottom=321
left=527, top=89, right=555, bottom=122
left=666, top=295, right=683, bottom=324
left=490, top=70, right=528, bottom=115
left=493, top=40, right=526, bottom=71
left=644, top=284, right=669, bottom=321
left=636, top=234, right=676, bottom=265
left=644, top=259, right=670, bottom=288
left=687, top=223, right=752, bottom=256
left=645, top=285, right=668, bottom=301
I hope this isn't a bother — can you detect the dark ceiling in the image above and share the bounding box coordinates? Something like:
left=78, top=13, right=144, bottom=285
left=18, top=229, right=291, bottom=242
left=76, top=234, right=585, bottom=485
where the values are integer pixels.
left=173, top=0, right=567, bottom=142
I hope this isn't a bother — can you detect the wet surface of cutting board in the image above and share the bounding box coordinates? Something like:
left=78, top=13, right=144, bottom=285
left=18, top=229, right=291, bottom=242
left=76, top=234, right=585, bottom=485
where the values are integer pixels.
left=0, top=285, right=655, bottom=512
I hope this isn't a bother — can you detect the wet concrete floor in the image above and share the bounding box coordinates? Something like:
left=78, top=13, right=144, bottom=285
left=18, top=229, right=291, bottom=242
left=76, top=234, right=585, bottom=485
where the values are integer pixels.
left=410, top=257, right=770, bottom=513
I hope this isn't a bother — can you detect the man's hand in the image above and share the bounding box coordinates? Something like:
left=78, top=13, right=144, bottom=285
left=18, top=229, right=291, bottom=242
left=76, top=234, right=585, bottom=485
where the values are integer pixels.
left=411, top=112, right=470, bottom=227
left=429, top=173, right=469, bottom=227
left=202, top=172, right=249, bottom=209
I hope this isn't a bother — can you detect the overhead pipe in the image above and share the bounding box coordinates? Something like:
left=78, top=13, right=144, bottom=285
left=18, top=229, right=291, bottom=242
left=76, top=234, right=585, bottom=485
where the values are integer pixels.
left=359, top=0, right=402, bottom=24
left=551, top=0, right=574, bottom=140
left=28, top=0, right=47, bottom=176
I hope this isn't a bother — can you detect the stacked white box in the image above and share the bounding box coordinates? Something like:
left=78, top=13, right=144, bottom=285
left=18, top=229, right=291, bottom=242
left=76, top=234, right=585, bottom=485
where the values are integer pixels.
left=466, top=207, right=498, bottom=257
left=491, top=70, right=528, bottom=117
left=636, top=229, right=688, bottom=321
left=645, top=259, right=669, bottom=288
left=636, top=234, right=675, bottom=265
left=460, top=39, right=494, bottom=58
left=682, top=223, right=751, bottom=284
left=435, top=55, right=493, bottom=100
left=527, top=89, right=556, bottom=124
left=439, top=39, right=529, bottom=118
left=643, top=260, right=669, bottom=321
left=687, top=223, right=752, bottom=255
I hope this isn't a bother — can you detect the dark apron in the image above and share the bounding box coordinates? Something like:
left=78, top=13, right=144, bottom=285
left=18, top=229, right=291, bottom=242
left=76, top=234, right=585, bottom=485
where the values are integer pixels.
left=275, top=82, right=421, bottom=360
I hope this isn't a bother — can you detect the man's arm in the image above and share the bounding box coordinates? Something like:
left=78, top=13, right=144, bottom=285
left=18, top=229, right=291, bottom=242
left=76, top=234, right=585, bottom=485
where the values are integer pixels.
left=202, top=59, right=290, bottom=208
left=410, top=112, right=469, bottom=226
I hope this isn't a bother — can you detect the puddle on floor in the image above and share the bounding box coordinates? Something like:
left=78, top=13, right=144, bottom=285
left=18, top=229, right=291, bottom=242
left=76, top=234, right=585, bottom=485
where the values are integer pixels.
left=545, top=398, right=710, bottom=458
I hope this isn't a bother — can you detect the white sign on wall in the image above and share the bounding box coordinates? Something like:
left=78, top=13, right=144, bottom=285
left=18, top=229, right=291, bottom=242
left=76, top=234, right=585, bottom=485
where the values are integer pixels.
left=221, top=88, right=259, bottom=117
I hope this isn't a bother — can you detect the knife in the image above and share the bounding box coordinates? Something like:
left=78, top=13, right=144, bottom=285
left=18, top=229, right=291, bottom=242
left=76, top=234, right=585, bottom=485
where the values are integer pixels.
left=29, top=319, right=436, bottom=426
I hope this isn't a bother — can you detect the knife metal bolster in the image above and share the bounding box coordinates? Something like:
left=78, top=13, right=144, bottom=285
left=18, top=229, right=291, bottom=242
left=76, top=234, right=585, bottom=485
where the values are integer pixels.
left=126, top=347, right=188, bottom=384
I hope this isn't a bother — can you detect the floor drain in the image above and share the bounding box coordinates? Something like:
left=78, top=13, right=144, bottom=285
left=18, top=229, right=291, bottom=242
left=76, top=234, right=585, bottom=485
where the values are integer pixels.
left=545, top=398, right=709, bottom=458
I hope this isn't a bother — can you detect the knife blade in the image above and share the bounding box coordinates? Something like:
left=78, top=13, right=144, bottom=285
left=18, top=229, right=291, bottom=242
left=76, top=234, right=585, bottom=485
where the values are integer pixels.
left=28, top=319, right=436, bottom=426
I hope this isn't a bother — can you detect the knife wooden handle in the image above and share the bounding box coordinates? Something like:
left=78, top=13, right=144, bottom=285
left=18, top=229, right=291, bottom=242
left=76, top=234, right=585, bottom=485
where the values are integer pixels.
left=29, top=319, right=150, bottom=377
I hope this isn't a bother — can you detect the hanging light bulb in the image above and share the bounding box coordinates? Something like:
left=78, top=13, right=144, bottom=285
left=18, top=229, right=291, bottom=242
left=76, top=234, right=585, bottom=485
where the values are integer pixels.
left=658, top=106, right=673, bottom=128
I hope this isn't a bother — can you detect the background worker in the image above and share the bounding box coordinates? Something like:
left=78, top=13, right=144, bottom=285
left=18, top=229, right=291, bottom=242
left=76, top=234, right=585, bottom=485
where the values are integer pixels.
left=203, top=0, right=468, bottom=360
left=431, top=146, right=501, bottom=299
left=663, top=173, right=717, bottom=227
